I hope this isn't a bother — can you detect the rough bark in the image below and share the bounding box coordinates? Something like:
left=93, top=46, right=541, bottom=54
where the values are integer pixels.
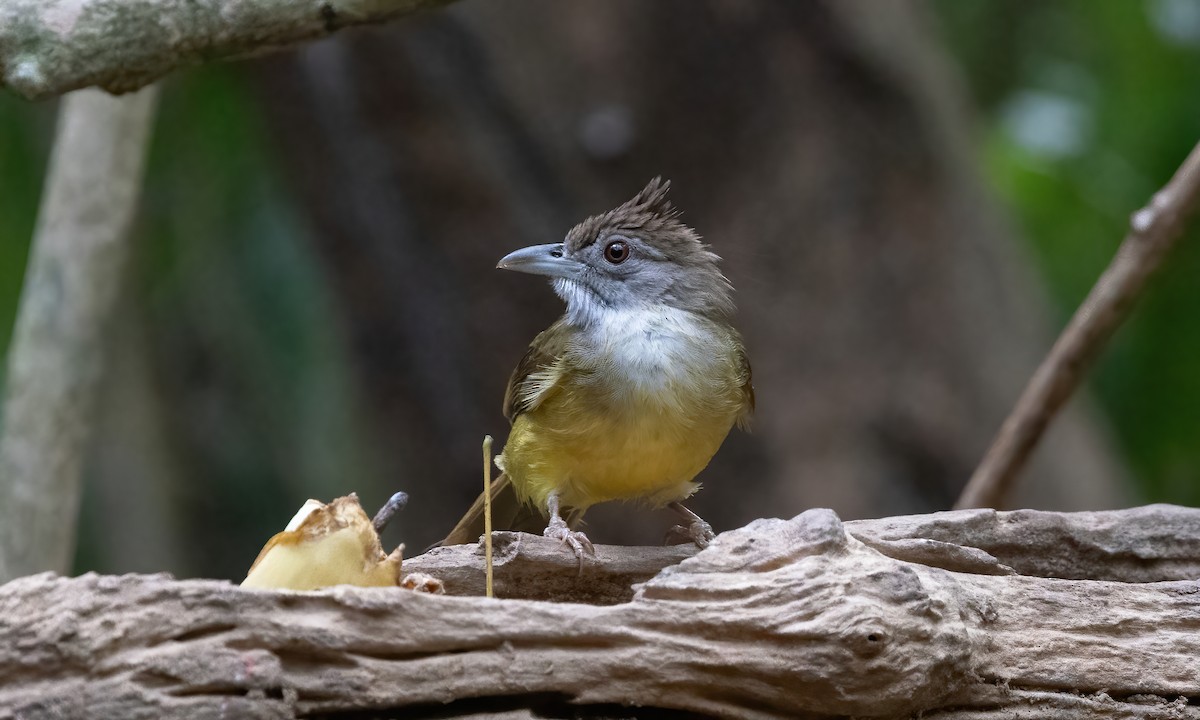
left=846, top=503, right=1200, bottom=582
left=407, top=532, right=696, bottom=604
left=0, top=0, right=453, bottom=100
left=0, top=87, right=158, bottom=582
left=404, top=504, right=1200, bottom=603
left=2, top=506, right=1198, bottom=719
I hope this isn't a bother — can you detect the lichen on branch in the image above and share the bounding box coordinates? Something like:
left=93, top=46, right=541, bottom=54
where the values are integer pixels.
left=0, top=0, right=454, bottom=100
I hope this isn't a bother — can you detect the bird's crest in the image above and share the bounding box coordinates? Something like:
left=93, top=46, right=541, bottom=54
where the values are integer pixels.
left=566, top=177, right=694, bottom=253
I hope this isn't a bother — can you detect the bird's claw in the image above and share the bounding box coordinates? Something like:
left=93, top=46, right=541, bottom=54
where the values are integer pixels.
left=544, top=516, right=594, bottom=572
left=666, top=519, right=715, bottom=549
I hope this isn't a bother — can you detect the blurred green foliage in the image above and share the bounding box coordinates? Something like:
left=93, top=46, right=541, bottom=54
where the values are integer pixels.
left=0, top=94, right=52, bottom=384
left=2, top=68, right=376, bottom=576
left=120, top=68, right=377, bottom=576
left=935, top=0, right=1200, bottom=503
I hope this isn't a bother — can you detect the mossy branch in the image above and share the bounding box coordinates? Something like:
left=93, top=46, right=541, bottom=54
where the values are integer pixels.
left=0, top=0, right=454, bottom=100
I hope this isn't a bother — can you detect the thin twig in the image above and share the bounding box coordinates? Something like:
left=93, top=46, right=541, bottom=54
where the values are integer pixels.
left=482, top=435, right=494, bottom=599
left=371, top=491, right=409, bottom=534
left=956, top=140, right=1200, bottom=510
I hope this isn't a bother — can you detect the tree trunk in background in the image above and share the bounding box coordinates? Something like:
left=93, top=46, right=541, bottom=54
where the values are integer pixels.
left=0, top=87, right=159, bottom=582
left=242, top=0, right=1124, bottom=549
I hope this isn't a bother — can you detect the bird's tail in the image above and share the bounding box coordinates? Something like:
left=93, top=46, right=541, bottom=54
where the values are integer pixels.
left=434, top=473, right=584, bottom=548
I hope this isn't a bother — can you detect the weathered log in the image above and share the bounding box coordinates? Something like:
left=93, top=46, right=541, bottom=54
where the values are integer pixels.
left=403, top=503, right=1200, bottom=602
left=2, top=506, right=1199, bottom=719
left=407, top=531, right=696, bottom=604
left=846, top=503, right=1200, bottom=582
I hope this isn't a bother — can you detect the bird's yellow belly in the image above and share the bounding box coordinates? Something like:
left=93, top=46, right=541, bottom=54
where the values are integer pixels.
left=499, top=389, right=736, bottom=512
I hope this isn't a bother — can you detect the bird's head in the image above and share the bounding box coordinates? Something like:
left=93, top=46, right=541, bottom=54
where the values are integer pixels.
left=497, top=178, right=734, bottom=327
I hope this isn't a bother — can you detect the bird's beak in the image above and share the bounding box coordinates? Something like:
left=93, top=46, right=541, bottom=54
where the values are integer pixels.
left=496, top=243, right=582, bottom=279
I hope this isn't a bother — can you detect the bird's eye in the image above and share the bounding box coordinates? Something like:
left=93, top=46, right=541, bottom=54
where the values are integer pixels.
left=604, top=240, right=630, bottom=264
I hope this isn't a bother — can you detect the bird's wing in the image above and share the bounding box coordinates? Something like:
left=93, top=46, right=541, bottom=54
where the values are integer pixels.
left=735, top=342, right=756, bottom=430
left=503, top=318, right=573, bottom=422
left=436, top=319, right=581, bottom=548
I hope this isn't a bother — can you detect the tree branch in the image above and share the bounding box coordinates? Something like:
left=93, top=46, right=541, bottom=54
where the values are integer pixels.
left=957, top=139, right=1200, bottom=510
left=406, top=532, right=697, bottom=604
left=406, top=503, right=1200, bottom=603
left=0, top=0, right=453, bottom=100
left=3, top=506, right=1199, bottom=719
left=0, top=87, right=158, bottom=582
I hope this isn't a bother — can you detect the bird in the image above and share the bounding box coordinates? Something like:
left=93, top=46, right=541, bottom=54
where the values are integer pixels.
left=439, top=178, right=753, bottom=558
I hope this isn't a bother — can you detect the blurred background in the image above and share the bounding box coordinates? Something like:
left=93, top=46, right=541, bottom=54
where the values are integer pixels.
left=1, top=0, right=1198, bottom=580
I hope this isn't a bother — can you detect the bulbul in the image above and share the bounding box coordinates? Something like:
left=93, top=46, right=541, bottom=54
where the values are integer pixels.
left=440, top=178, right=753, bottom=557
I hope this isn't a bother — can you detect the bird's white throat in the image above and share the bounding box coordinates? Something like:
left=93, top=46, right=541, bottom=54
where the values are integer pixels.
left=579, top=304, right=726, bottom=397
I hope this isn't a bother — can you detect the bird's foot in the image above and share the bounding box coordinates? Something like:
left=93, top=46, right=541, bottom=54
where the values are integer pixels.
left=665, top=501, right=716, bottom=548
left=666, top=518, right=716, bottom=548
left=544, top=515, right=594, bottom=571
